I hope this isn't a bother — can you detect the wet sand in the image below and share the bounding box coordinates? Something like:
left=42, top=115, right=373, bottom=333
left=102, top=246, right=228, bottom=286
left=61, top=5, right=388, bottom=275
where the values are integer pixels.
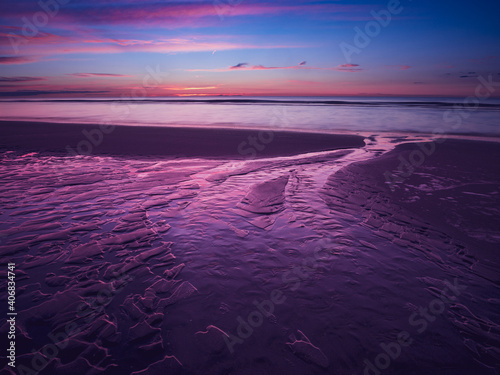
left=0, top=121, right=365, bottom=158
left=0, top=122, right=499, bottom=375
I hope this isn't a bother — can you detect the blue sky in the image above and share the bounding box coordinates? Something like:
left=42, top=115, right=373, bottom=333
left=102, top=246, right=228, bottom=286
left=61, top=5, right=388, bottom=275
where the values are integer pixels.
left=0, top=0, right=499, bottom=97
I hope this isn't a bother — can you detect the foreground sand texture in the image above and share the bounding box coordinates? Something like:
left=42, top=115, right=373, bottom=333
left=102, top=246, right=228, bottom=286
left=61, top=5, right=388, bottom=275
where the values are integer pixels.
left=0, top=124, right=499, bottom=374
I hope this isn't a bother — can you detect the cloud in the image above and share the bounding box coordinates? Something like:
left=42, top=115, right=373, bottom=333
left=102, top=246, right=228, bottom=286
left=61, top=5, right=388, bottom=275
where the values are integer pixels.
left=288, top=79, right=320, bottom=85
left=0, top=76, right=45, bottom=82
left=442, top=71, right=480, bottom=79
left=194, top=62, right=315, bottom=72
left=189, top=61, right=365, bottom=73
left=167, top=86, right=219, bottom=91
left=0, top=34, right=299, bottom=57
left=0, top=56, right=38, bottom=65
left=0, top=2, right=374, bottom=29
left=0, top=90, right=110, bottom=97
left=459, top=72, right=478, bottom=78
left=335, top=63, right=362, bottom=72
left=385, top=65, right=411, bottom=70
left=250, top=65, right=281, bottom=70
left=68, top=73, right=132, bottom=78
left=230, top=63, right=249, bottom=70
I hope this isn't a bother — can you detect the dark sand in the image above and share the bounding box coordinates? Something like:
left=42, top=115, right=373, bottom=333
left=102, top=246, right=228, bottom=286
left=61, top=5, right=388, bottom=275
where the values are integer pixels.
left=0, top=121, right=366, bottom=158
left=1, top=123, right=499, bottom=375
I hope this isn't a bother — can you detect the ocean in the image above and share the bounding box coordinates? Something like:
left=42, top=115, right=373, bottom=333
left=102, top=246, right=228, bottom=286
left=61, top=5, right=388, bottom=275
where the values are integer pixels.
left=1, top=96, right=499, bottom=136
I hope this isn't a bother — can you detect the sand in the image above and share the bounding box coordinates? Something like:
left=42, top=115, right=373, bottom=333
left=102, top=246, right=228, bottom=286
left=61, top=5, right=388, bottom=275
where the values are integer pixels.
left=0, top=121, right=366, bottom=158
left=1, top=121, right=499, bottom=375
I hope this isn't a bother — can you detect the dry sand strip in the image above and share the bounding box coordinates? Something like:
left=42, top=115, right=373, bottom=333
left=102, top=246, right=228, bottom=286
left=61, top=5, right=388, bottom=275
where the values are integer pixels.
left=0, top=121, right=366, bottom=158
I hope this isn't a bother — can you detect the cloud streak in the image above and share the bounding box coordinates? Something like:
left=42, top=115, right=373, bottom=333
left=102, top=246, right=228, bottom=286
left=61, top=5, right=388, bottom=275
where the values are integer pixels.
left=0, top=34, right=300, bottom=57
left=68, top=73, right=132, bottom=78
left=335, top=63, right=362, bottom=72
left=0, top=2, right=372, bottom=29
left=0, top=76, right=45, bottom=82
left=0, top=56, right=38, bottom=64
left=0, top=89, right=110, bottom=97
left=192, top=61, right=315, bottom=72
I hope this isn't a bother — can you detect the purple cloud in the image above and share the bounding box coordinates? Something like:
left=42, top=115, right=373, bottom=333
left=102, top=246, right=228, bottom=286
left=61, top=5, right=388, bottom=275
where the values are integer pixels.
left=0, top=56, right=38, bottom=65
left=336, top=63, right=362, bottom=72
left=68, top=73, right=132, bottom=78
left=0, top=76, right=45, bottom=82
left=230, top=63, right=249, bottom=70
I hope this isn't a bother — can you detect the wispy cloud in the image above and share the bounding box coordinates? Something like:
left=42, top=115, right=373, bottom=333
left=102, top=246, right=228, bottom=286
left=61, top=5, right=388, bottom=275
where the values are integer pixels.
left=443, top=71, right=480, bottom=79
left=168, top=86, right=219, bottom=91
left=230, top=63, right=249, bottom=70
left=0, top=2, right=373, bottom=29
left=335, top=63, right=362, bottom=72
left=192, top=61, right=313, bottom=72
left=459, top=72, right=478, bottom=78
left=0, top=34, right=299, bottom=56
left=0, top=56, right=38, bottom=64
left=385, top=65, right=411, bottom=70
left=0, top=89, right=110, bottom=97
left=68, top=73, right=132, bottom=78
left=0, top=76, right=45, bottom=82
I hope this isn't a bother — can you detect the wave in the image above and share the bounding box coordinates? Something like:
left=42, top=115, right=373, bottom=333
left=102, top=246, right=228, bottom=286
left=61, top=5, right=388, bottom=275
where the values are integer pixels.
left=1, top=98, right=500, bottom=109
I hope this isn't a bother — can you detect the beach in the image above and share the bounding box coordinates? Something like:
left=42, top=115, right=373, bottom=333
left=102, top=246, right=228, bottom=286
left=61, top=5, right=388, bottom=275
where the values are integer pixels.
left=0, top=120, right=366, bottom=158
left=1, top=121, right=499, bottom=374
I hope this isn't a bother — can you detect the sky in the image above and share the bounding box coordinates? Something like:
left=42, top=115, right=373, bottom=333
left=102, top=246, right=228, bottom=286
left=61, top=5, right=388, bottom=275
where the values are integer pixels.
left=0, top=0, right=499, bottom=97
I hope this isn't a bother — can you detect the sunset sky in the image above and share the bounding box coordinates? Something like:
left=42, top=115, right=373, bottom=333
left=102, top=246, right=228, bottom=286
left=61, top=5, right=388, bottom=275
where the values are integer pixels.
left=0, top=0, right=499, bottom=97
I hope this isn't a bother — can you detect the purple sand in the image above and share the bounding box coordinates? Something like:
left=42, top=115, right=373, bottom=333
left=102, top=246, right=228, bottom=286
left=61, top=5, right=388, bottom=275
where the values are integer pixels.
left=0, top=125, right=499, bottom=375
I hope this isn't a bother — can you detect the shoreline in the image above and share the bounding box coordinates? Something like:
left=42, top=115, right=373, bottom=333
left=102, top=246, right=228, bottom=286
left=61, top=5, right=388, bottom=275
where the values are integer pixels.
left=2, top=119, right=500, bottom=141
left=1, top=119, right=500, bottom=162
left=0, top=120, right=367, bottom=158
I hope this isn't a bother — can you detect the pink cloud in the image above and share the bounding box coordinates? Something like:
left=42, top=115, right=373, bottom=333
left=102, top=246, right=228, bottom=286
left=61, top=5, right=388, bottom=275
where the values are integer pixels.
left=189, top=61, right=365, bottom=73
left=0, top=56, right=38, bottom=64
left=192, top=62, right=315, bottom=72
left=288, top=79, right=321, bottom=86
left=2, top=3, right=371, bottom=28
left=68, top=73, right=132, bottom=78
left=0, top=76, right=45, bottom=82
left=335, top=64, right=362, bottom=72
left=0, top=2, right=378, bottom=42
left=0, top=30, right=70, bottom=47
left=0, top=34, right=299, bottom=57
left=167, top=86, right=219, bottom=91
